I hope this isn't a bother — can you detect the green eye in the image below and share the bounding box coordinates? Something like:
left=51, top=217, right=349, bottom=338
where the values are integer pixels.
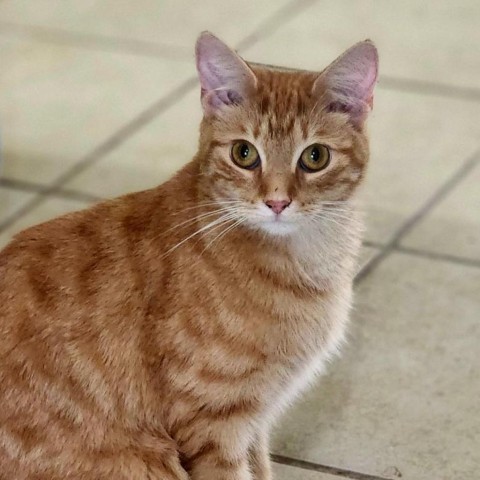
left=231, top=141, right=260, bottom=169
left=299, top=144, right=330, bottom=172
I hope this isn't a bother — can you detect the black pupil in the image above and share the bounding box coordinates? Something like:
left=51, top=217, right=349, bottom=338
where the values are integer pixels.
left=240, top=144, right=250, bottom=158
left=310, top=147, right=320, bottom=163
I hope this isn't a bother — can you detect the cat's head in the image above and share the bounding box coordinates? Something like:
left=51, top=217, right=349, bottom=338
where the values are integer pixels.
left=194, top=32, right=378, bottom=236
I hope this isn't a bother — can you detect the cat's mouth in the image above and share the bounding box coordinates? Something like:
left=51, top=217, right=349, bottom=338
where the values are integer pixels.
left=249, top=215, right=298, bottom=236
left=259, top=219, right=297, bottom=236
left=242, top=201, right=299, bottom=236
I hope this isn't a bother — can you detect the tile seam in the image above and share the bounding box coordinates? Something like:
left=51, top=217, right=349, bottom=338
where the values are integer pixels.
left=0, top=21, right=192, bottom=61
left=272, top=454, right=392, bottom=480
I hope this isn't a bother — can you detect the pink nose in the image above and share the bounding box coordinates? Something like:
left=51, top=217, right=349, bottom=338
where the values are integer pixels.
left=265, top=199, right=291, bottom=214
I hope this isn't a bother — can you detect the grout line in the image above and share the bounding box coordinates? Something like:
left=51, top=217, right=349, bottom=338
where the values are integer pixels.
left=0, top=180, right=102, bottom=232
left=271, top=454, right=391, bottom=480
left=0, top=178, right=101, bottom=203
left=0, top=21, right=192, bottom=61
left=355, top=147, right=480, bottom=284
left=362, top=239, right=384, bottom=249
left=0, top=0, right=319, bottom=62
left=362, top=239, right=480, bottom=269
left=0, top=177, right=49, bottom=194
left=48, top=76, right=198, bottom=191
left=0, top=0, right=319, bottom=61
left=387, top=148, right=480, bottom=247
left=380, top=75, right=480, bottom=103
left=236, top=0, right=318, bottom=52
left=0, top=196, right=42, bottom=232
left=393, top=245, right=480, bottom=269
left=53, top=189, right=102, bottom=203
left=354, top=247, right=389, bottom=284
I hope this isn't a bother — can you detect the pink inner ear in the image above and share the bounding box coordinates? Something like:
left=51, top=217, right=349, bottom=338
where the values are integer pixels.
left=195, top=32, right=256, bottom=114
left=197, top=58, right=232, bottom=95
left=318, top=40, right=378, bottom=124
left=355, top=49, right=378, bottom=105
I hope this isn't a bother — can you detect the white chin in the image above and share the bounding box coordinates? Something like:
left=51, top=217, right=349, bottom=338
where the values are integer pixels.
left=255, top=220, right=298, bottom=236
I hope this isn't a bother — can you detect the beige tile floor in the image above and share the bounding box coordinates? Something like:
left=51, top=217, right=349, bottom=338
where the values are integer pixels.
left=1, top=1, right=479, bottom=479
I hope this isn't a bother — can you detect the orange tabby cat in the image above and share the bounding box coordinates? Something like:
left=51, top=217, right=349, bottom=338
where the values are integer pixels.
left=0, top=32, right=378, bottom=479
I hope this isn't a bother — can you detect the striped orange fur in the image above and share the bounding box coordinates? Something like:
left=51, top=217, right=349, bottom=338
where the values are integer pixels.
left=0, top=32, right=378, bottom=479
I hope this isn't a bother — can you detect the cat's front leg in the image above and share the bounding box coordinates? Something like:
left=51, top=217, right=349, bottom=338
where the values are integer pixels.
left=248, top=430, right=272, bottom=480
left=183, top=418, right=254, bottom=480
left=189, top=451, right=252, bottom=480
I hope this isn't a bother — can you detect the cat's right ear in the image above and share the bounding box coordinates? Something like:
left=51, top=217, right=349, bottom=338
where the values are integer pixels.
left=195, top=32, right=257, bottom=116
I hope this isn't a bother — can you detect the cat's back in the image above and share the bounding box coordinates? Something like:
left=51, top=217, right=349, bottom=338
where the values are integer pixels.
left=0, top=184, right=170, bottom=355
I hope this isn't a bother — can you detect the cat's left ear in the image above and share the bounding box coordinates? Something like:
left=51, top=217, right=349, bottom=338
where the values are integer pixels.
left=313, top=40, right=378, bottom=128
left=195, top=31, right=257, bottom=116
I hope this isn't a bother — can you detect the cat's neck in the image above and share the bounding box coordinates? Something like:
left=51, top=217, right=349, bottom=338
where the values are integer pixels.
left=226, top=219, right=360, bottom=290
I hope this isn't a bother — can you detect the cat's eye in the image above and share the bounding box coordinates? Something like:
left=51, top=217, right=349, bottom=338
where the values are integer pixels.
left=230, top=141, right=260, bottom=169
left=298, top=144, right=330, bottom=172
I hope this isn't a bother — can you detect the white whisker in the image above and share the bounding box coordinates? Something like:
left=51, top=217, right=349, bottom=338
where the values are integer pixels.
left=172, top=200, right=243, bottom=215
left=161, top=212, right=240, bottom=258
left=162, top=206, right=242, bottom=235
left=312, top=211, right=358, bottom=221
left=202, top=217, right=247, bottom=253
left=307, top=212, right=362, bottom=236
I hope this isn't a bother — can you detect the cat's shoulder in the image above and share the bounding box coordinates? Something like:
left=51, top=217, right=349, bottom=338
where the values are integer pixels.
left=0, top=187, right=162, bottom=263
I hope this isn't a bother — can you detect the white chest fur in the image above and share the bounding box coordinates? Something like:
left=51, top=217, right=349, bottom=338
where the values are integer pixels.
left=260, top=283, right=353, bottom=427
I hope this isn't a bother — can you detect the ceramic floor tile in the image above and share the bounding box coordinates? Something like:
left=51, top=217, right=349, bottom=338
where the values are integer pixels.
left=0, top=186, right=35, bottom=220
left=273, top=463, right=344, bottom=480
left=0, top=0, right=292, bottom=52
left=0, top=196, right=92, bottom=250
left=401, top=162, right=480, bottom=262
left=65, top=89, right=201, bottom=197
left=244, top=0, right=480, bottom=90
left=0, top=31, right=193, bottom=186
left=272, top=252, right=480, bottom=480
